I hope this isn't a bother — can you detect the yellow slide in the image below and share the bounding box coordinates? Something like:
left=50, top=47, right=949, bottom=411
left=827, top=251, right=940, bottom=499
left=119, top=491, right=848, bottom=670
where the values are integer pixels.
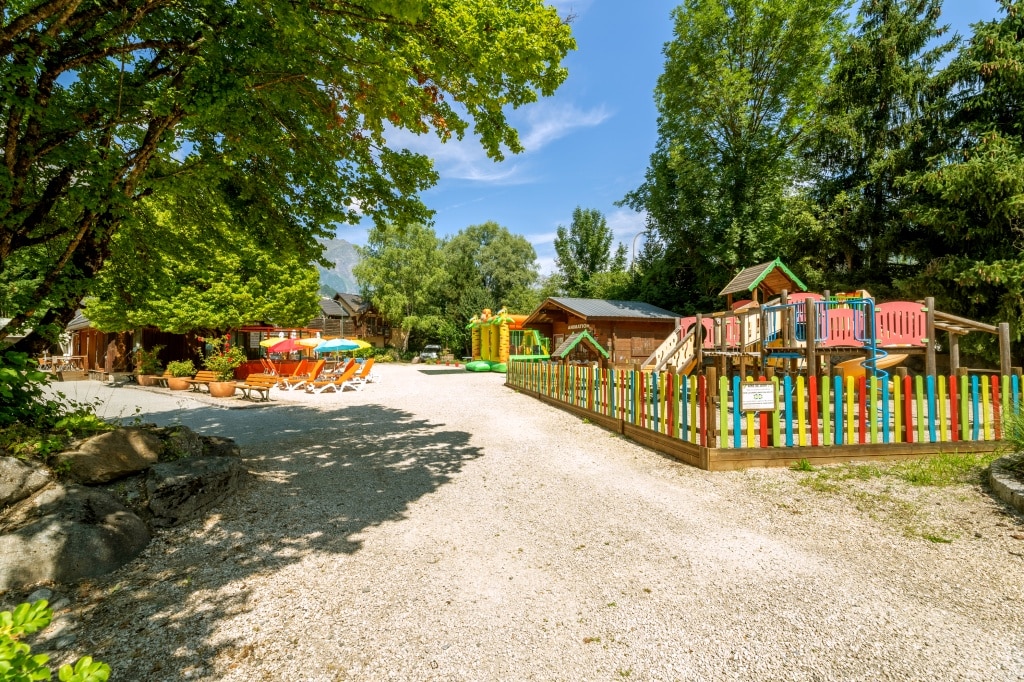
left=836, top=353, right=908, bottom=381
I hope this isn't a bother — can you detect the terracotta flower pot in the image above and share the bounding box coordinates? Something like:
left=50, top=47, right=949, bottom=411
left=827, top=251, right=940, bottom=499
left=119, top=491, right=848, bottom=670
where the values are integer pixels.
left=167, top=377, right=192, bottom=390
left=136, top=374, right=159, bottom=387
left=208, top=381, right=238, bottom=398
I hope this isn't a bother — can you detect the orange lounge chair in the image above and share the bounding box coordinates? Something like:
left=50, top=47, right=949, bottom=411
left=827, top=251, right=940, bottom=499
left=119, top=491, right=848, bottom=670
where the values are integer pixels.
left=280, top=359, right=325, bottom=391
left=348, top=357, right=377, bottom=386
left=305, top=362, right=358, bottom=394
left=274, top=358, right=309, bottom=389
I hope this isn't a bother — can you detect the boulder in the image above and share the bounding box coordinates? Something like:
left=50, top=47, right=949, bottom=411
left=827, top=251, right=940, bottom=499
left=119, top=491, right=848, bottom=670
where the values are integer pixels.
left=0, top=457, right=51, bottom=508
left=0, top=484, right=150, bottom=591
left=146, top=457, right=247, bottom=527
left=156, top=426, right=204, bottom=461
left=201, top=436, right=241, bottom=458
left=58, top=428, right=163, bottom=484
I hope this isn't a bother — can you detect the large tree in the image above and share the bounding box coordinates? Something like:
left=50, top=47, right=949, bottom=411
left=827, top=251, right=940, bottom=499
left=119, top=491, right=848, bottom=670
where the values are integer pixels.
left=440, top=221, right=539, bottom=315
left=553, top=207, right=626, bottom=298
left=797, top=0, right=956, bottom=294
left=82, top=189, right=321, bottom=334
left=623, top=0, right=845, bottom=308
left=0, top=1, right=574, bottom=350
left=353, top=222, right=444, bottom=351
left=901, top=0, right=1024, bottom=355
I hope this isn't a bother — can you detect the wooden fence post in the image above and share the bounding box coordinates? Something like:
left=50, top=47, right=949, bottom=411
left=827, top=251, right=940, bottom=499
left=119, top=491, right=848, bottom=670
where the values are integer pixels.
left=999, top=322, right=1012, bottom=377
left=705, top=367, right=717, bottom=448
left=925, top=296, right=937, bottom=377
left=805, top=298, right=817, bottom=377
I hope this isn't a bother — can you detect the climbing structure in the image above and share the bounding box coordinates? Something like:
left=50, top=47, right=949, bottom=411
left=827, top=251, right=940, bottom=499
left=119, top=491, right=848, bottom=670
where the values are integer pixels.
left=645, top=263, right=1014, bottom=381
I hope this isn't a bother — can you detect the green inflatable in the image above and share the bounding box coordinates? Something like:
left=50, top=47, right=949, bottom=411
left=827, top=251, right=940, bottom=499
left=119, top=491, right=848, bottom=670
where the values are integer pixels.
left=465, top=360, right=493, bottom=372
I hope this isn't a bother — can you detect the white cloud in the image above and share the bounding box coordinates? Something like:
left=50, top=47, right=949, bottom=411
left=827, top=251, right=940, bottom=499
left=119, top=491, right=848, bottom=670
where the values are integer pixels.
left=518, top=102, right=611, bottom=151
left=382, top=99, right=610, bottom=184
left=606, top=208, right=647, bottom=242
left=536, top=255, right=558, bottom=276
left=529, top=231, right=559, bottom=246
left=387, top=127, right=527, bottom=184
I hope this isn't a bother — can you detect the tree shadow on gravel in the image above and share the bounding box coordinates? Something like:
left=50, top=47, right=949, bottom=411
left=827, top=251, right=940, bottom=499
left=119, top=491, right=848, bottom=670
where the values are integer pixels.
left=28, top=402, right=481, bottom=681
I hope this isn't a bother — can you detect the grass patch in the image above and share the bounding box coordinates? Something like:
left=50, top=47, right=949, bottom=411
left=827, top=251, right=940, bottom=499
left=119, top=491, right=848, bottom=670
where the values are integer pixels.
left=887, top=452, right=998, bottom=487
left=790, top=458, right=815, bottom=472
left=796, top=452, right=997, bottom=489
left=789, top=453, right=993, bottom=543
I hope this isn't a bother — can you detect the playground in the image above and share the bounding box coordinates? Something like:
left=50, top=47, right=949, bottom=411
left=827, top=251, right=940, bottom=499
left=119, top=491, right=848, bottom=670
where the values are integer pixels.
left=507, top=260, right=1021, bottom=470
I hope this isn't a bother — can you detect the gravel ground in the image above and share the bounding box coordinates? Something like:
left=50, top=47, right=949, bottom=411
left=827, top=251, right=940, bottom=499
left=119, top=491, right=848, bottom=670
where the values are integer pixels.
left=14, top=365, right=1024, bottom=681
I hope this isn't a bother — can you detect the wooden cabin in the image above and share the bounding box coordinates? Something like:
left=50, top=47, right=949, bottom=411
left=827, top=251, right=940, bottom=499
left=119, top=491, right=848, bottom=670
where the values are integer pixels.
left=334, top=293, right=389, bottom=348
left=523, top=297, right=680, bottom=367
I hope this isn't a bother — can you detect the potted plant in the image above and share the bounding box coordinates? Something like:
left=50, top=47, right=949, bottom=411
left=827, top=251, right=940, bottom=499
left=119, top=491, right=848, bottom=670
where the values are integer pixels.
left=203, top=336, right=247, bottom=397
left=165, top=359, right=195, bottom=390
left=133, top=345, right=164, bottom=387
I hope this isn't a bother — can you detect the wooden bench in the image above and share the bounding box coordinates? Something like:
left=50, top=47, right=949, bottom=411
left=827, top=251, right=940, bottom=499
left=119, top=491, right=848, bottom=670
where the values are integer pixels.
left=235, top=373, right=277, bottom=402
left=188, top=370, right=220, bottom=393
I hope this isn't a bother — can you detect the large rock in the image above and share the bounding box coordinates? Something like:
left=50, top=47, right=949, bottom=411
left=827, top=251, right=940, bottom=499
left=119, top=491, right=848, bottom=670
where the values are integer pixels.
left=58, top=428, right=163, bottom=484
left=151, top=426, right=204, bottom=461
left=0, top=457, right=51, bottom=508
left=0, top=484, right=150, bottom=591
left=202, top=435, right=241, bottom=458
left=146, top=457, right=247, bottom=527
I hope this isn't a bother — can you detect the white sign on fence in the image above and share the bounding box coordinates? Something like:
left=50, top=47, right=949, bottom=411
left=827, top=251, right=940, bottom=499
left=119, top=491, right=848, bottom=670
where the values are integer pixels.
left=741, top=382, right=777, bottom=412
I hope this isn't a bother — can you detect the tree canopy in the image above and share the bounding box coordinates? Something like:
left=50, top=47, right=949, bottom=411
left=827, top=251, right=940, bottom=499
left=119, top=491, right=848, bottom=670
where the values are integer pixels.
left=353, top=222, right=444, bottom=352
left=82, top=190, right=321, bottom=334
left=439, top=221, right=540, bottom=316
left=622, top=0, right=846, bottom=309
left=553, top=207, right=627, bottom=298
left=901, top=0, right=1024, bottom=350
left=0, top=0, right=574, bottom=349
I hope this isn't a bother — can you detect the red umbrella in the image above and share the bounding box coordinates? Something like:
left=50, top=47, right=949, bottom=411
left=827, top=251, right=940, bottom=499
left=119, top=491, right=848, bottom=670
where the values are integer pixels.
left=268, top=337, right=305, bottom=353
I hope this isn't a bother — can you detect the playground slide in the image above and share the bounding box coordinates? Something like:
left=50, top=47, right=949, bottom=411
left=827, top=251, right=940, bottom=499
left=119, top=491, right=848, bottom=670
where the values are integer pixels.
left=835, top=353, right=908, bottom=381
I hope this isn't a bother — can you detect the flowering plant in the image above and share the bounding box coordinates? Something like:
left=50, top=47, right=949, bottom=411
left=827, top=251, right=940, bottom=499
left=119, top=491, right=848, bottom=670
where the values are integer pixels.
left=203, top=337, right=247, bottom=381
left=133, top=345, right=164, bottom=375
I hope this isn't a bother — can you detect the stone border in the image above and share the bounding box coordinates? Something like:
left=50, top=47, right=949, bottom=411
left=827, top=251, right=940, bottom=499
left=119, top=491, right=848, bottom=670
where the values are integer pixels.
left=989, top=454, right=1024, bottom=515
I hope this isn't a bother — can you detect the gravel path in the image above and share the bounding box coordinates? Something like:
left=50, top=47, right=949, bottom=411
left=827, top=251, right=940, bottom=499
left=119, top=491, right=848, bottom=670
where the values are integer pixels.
left=23, top=366, right=1024, bottom=680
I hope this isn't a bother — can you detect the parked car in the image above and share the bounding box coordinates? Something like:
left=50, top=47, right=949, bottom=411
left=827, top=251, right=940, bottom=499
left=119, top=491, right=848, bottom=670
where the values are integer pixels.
left=419, top=344, right=441, bottom=361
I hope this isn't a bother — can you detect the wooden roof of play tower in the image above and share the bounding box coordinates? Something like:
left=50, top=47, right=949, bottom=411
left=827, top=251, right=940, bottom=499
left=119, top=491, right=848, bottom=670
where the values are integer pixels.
left=719, top=258, right=807, bottom=305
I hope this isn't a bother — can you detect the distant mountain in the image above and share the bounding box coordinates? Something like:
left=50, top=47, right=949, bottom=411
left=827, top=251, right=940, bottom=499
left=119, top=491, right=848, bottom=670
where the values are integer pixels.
left=317, top=238, right=361, bottom=295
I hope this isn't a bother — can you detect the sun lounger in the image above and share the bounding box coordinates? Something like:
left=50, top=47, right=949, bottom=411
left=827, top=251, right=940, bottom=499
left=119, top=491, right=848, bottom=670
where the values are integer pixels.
left=279, top=359, right=326, bottom=391
left=348, top=357, right=377, bottom=386
left=305, top=363, right=358, bottom=394
left=274, top=358, right=310, bottom=389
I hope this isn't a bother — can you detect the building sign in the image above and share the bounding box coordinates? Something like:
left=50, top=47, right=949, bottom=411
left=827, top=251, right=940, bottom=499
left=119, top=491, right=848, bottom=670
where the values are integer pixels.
left=567, top=324, right=593, bottom=332
left=740, top=382, right=777, bottom=412
left=249, top=332, right=263, bottom=347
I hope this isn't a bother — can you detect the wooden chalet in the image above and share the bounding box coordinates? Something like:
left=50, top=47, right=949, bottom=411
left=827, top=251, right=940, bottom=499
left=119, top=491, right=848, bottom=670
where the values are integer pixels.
left=523, top=297, right=680, bottom=367
left=333, top=293, right=389, bottom=348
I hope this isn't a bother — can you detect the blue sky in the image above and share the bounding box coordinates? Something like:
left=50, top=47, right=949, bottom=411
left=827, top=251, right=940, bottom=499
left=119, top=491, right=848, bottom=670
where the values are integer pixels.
left=338, top=0, right=1004, bottom=275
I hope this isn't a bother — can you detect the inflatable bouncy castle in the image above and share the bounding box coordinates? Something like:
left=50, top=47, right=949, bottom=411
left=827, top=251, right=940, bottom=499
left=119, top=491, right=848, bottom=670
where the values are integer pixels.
left=466, top=308, right=549, bottom=372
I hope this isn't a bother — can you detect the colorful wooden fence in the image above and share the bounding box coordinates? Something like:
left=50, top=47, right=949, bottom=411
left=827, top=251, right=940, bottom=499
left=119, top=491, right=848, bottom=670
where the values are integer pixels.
left=506, top=361, right=1019, bottom=469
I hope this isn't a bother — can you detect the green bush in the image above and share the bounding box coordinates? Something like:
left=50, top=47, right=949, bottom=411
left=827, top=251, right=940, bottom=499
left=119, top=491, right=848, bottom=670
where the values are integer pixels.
left=0, top=600, right=110, bottom=681
left=0, top=351, right=53, bottom=428
left=165, top=360, right=195, bottom=377
left=1002, top=409, right=1024, bottom=454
